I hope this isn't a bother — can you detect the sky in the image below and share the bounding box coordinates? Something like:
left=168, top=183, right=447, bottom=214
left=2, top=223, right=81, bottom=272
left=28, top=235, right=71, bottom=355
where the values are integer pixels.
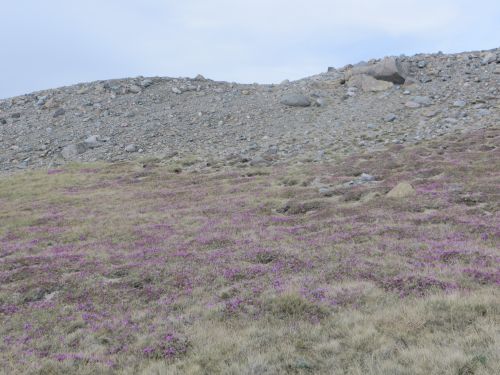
left=1, top=0, right=499, bottom=98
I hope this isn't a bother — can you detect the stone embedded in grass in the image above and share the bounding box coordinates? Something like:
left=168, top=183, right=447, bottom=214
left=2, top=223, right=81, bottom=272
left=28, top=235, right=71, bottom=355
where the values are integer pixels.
left=386, top=181, right=416, bottom=198
left=279, top=200, right=326, bottom=214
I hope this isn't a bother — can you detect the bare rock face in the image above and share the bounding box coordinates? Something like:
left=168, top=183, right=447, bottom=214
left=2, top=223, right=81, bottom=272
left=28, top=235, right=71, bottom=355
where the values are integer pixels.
left=386, top=182, right=416, bottom=198
left=347, top=74, right=394, bottom=92
left=346, top=57, right=409, bottom=84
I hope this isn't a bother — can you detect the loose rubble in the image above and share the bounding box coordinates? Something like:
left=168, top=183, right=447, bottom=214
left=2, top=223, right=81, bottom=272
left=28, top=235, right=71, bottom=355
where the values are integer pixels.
left=0, top=47, right=498, bottom=173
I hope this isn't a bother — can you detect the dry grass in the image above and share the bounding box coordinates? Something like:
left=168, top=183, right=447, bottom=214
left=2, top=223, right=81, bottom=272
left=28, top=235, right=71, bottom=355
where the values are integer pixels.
left=0, top=128, right=498, bottom=374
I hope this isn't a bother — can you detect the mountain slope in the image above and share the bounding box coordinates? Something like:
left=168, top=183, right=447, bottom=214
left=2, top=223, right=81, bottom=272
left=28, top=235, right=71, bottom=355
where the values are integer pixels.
left=0, top=48, right=498, bottom=173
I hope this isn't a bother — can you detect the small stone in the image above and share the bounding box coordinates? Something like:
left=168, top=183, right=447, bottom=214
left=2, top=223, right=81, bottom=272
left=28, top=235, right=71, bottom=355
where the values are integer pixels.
left=417, top=60, right=427, bottom=68
left=42, top=98, right=59, bottom=109
left=453, top=100, right=466, bottom=107
left=140, top=79, right=153, bottom=88
left=36, top=96, right=48, bottom=107
left=411, top=96, right=433, bottom=106
left=61, top=143, right=87, bottom=159
left=360, top=173, right=375, bottom=182
left=125, top=144, right=138, bottom=153
left=384, top=113, right=397, bottom=122
left=419, top=75, right=432, bottom=83
left=315, top=97, right=327, bottom=107
left=194, top=74, right=206, bottom=81
left=128, top=85, right=142, bottom=94
left=280, top=93, right=311, bottom=107
left=84, top=135, right=100, bottom=148
left=405, top=101, right=421, bottom=108
left=249, top=156, right=268, bottom=166
left=319, top=187, right=333, bottom=196
left=172, top=87, right=182, bottom=94
left=387, top=181, right=416, bottom=198
left=11, top=112, right=21, bottom=119
left=53, top=108, right=65, bottom=118
left=241, top=90, right=250, bottom=95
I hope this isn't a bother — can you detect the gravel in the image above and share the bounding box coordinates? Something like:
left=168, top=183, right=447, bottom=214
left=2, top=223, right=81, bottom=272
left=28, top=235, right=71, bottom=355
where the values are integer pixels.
left=0, top=47, right=498, bottom=173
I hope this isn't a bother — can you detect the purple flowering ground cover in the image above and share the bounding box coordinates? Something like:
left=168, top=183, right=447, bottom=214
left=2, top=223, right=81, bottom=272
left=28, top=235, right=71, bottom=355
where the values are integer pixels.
left=0, top=128, right=499, bottom=374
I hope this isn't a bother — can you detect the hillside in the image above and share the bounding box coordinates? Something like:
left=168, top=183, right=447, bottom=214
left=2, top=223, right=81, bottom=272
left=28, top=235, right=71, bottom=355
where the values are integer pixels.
left=0, top=48, right=499, bottom=173
left=0, top=48, right=499, bottom=375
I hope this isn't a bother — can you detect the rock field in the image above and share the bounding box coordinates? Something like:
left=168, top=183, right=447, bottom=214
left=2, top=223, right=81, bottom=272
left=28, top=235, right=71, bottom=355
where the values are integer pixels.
left=0, top=48, right=498, bottom=172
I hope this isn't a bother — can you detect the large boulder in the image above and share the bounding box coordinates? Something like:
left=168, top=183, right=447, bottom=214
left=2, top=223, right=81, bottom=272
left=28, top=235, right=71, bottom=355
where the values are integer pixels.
left=347, top=74, right=394, bottom=92
left=280, top=93, right=311, bottom=107
left=346, top=57, right=409, bottom=84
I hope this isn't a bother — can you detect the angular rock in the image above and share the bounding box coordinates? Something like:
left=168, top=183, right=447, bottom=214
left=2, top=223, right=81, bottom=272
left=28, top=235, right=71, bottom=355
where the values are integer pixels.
left=140, top=79, right=153, bottom=88
left=53, top=108, right=65, bottom=118
left=417, top=60, right=427, bottom=68
left=406, top=96, right=433, bottom=108
left=127, top=85, right=142, bottom=94
left=84, top=135, right=100, bottom=148
left=347, top=74, right=393, bottom=92
left=384, top=113, right=397, bottom=122
left=360, top=173, right=375, bottom=182
left=453, top=100, right=467, bottom=108
left=61, top=143, right=87, bottom=160
left=346, top=57, right=409, bottom=84
left=125, top=144, right=138, bottom=153
left=481, top=52, right=497, bottom=65
left=412, top=96, right=433, bottom=106
left=386, top=182, right=416, bottom=198
left=280, top=93, right=311, bottom=107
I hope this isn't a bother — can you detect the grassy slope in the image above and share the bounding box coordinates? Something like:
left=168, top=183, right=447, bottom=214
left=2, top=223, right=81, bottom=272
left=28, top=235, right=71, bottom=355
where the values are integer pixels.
left=0, top=127, right=499, bottom=375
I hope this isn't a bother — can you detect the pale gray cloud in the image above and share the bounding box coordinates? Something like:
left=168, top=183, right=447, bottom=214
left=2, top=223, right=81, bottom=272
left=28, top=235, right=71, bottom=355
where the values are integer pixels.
left=1, top=0, right=499, bottom=98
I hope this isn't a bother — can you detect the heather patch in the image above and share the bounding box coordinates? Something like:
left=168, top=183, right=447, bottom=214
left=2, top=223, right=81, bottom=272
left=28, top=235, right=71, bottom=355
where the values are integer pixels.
left=0, top=128, right=498, bottom=374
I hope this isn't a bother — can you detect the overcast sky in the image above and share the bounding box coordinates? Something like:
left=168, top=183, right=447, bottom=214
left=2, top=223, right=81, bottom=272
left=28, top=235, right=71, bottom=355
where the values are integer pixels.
left=1, top=0, right=499, bottom=98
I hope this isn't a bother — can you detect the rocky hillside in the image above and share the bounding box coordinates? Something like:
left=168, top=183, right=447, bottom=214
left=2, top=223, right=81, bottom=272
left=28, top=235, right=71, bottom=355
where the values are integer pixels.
left=0, top=48, right=499, bottom=172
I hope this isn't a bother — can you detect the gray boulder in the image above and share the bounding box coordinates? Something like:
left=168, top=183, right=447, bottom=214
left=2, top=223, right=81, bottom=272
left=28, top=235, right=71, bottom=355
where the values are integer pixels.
left=280, top=93, right=311, bottom=107
left=453, top=100, right=467, bottom=108
left=84, top=135, right=100, bottom=148
left=481, top=52, right=497, bottom=65
left=53, top=108, right=65, bottom=118
left=125, top=144, right=138, bottom=153
left=346, top=57, right=409, bottom=84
